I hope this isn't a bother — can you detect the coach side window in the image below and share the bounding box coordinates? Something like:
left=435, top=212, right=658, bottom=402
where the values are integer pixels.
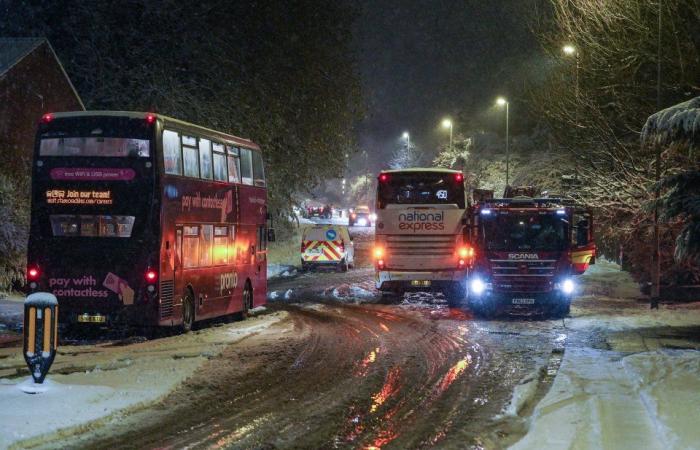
left=240, top=148, right=254, bottom=185
left=182, top=135, right=199, bottom=178
left=199, top=138, right=213, bottom=180
left=227, top=146, right=241, bottom=183
left=163, top=130, right=182, bottom=175
left=212, top=143, right=228, bottom=182
left=252, top=150, right=265, bottom=187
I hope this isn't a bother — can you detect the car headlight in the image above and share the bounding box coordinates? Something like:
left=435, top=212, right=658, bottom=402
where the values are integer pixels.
left=560, top=278, right=575, bottom=294
left=470, top=277, right=486, bottom=295
left=357, top=218, right=368, bottom=226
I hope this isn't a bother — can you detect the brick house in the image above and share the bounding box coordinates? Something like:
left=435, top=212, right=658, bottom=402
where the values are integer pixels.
left=0, top=38, right=84, bottom=178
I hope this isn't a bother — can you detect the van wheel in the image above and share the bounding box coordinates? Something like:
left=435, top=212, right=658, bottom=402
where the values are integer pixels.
left=242, top=281, right=253, bottom=318
left=182, top=290, right=195, bottom=333
left=339, top=258, right=349, bottom=272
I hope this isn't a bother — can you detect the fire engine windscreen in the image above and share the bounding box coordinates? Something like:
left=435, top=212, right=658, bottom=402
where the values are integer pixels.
left=377, top=173, right=465, bottom=209
left=480, top=213, right=568, bottom=251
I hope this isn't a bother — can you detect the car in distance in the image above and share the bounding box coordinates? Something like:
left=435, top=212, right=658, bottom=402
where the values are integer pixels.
left=349, top=205, right=374, bottom=227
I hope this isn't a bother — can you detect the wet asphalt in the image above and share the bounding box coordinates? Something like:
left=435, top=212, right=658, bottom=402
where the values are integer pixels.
left=49, top=222, right=574, bottom=449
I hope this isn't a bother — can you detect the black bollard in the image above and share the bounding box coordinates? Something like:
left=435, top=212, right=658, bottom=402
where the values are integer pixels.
left=23, top=293, right=59, bottom=384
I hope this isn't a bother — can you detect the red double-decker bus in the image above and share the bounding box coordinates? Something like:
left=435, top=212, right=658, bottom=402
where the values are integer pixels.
left=26, top=111, right=271, bottom=332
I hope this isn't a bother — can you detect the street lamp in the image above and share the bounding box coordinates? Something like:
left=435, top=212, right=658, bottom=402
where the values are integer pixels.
left=562, top=44, right=580, bottom=126
left=441, top=118, right=453, bottom=153
left=495, top=97, right=510, bottom=187
left=402, top=131, right=410, bottom=152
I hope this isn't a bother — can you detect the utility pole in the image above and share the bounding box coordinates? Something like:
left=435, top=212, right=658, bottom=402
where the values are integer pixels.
left=651, top=0, right=662, bottom=309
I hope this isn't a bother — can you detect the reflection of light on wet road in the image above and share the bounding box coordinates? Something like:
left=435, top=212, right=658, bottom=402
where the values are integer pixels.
left=354, top=347, right=380, bottom=377
left=435, top=356, right=471, bottom=395
left=379, top=322, right=389, bottom=332
left=209, top=414, right=273, bottom=449
left=370, top=366, right=402, bottom=413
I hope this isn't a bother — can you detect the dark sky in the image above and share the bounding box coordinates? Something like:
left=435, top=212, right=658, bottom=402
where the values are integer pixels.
left=354, top=0, right=543, bottom=172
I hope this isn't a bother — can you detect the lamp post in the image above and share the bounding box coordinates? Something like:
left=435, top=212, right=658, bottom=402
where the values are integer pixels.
left=402, top=131, right=410, bottom=153
left=496, top=97, right=510, bottom=188
left=562, top=44, right=580, bottom=135
left=441, top=118, right=453, bottom=153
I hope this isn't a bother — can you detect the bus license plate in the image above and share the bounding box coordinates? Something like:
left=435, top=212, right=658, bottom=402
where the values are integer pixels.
left=512, top=298, right=535, bottom=305
left=77, top=314, right=106, bottom=323
left=411, top=280, right=431, bottom=287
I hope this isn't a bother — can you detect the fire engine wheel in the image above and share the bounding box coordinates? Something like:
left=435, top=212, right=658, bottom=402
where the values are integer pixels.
left=469, top=299, right=497, bottom=319
left=552, top=299, right=571, bottom=318
left=181, top=290, right=195, bottom=333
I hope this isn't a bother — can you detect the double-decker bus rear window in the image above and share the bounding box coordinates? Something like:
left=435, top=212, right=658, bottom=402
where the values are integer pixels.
left=40, top=137, right=150, bottom=157
left=378, top=172, right=465, bottom=209
left=50, top=215, right=135, bottom=237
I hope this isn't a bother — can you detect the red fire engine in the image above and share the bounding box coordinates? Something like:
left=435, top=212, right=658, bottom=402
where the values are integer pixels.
left=465, top=188, right=595, bottom=317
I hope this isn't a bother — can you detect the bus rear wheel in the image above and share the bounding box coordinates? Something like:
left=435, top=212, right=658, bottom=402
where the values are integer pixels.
left=182, top=290, right=195, bottom=333
left=242, top=281, right=253, bottom=318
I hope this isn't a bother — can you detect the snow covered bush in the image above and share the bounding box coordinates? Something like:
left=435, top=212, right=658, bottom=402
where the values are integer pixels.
left=0, top=174, right=28, bottom=291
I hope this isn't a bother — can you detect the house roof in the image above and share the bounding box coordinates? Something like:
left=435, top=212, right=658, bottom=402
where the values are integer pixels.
left=0, top=37, right=85, bottom=109
left=0, top=37, right=44, bottom=75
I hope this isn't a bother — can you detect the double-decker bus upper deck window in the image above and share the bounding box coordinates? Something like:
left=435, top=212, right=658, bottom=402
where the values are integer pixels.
left=227, top=146, right=241, bottom=183
left=199, top=138, right=213, bottom=180
left=252, top=150, right=265, bottom=187
left=240, top=148, right=254, bottom=185
left=212, top=143, right=227, bottom=182
left=163, top=130, right=182, bottom=175
left=377, top=172, right=465, bottom=209
left=182, top=135, right=200, bottom=178
left=40, top=137, right=150, bottom=157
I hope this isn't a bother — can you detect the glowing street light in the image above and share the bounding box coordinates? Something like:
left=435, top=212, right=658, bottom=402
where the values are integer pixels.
left=441, top=118, right=453, bottom=153
left=495, top=97, right=510, bottom=187
left=402, top=131, right=410, bottom=152
left=562, top=44, right=576, bottom=56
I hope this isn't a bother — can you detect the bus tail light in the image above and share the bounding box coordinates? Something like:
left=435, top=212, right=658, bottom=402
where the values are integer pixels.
left=145, top=269, right=158, bottom=283
left=379, top=173, right=389, bottom=182
left=455, top=173, right=464, bottom=182
left=145, top=113, right=157, bottom=124
left=377, top=259, right=385, bottom=270
left=27, top=265, right=40, bottom=281
left=373, top=246, right=384, bottom=259
left=41, top=113, right=53, bottom=123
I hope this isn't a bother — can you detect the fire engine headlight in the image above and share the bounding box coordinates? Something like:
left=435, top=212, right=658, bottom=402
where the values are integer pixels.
left=559, top=278, right=575, bottom=295
left=470, top=277, right=486, bottom=295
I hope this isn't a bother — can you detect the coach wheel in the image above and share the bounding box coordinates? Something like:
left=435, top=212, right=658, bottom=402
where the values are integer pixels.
left=445, top=284, right=466, bottom=308
left=242, top=281, right=253, bottom=317
left=182, top=289, right=195, bottom=333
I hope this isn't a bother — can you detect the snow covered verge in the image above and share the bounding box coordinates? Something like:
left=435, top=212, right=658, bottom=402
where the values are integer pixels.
left=511, top=260, right=700, bottom=449
left=511, top=348, right=700, bottom=450
left=0, top=310, right=285, bottom=449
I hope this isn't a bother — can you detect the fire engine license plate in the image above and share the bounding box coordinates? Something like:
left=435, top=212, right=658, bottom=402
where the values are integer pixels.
left=512, top=298, right=535, bottom=305
left=77, top=314, right=106, bottom=323
left=411, top=280, right=431, bottom=287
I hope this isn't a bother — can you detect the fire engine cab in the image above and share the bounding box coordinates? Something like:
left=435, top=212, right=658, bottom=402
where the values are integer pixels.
left=465, top=188, right=595, bottom=317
